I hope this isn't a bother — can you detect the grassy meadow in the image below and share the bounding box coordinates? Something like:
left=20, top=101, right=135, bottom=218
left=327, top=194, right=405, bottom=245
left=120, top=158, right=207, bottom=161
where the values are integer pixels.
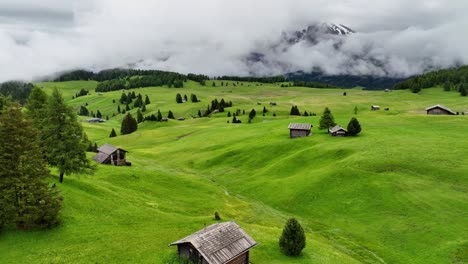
left=0, top=80, right=467, bottom=263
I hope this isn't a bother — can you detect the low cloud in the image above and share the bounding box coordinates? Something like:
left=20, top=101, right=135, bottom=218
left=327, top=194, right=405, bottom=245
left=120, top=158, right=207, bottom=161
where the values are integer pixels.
left=0, top=0, right=467, bottom=82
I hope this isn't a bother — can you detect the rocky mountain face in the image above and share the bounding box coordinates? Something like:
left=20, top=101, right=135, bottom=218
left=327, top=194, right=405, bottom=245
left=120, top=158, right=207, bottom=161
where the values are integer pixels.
left=245, top=23, right=406, bottom=89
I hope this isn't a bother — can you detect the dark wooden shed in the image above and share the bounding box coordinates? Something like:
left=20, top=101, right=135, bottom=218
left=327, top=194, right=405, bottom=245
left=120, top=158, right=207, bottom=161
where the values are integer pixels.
left=329, top=125, right=348, bottom=136
left=93, top=144, right=128, bottom=166
left=425, top=105, right=456, bottom=115
left=169, top=221, right=257, bottom=264
left=288, top=123, right=312, bottom=138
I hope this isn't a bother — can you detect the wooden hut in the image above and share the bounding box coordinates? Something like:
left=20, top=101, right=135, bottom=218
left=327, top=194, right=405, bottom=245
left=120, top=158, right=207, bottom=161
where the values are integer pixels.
left=329, top=125, right=348, bottom=136
left=93, top=144, right=129, bottom=166
left=425, top=105, right=456, bottom=115
left=169, top=221, right=257, bottom=264
left=288, top=123, right=312, bottom=138
left=371, top=105, right=380, bottom=110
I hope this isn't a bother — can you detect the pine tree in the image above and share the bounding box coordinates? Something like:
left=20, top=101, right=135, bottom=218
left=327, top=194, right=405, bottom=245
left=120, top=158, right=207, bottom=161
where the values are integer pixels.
left=109, top=128, right=117, bottom=138
left=96, top=110, right=102, bottom=119
left=184, top=94, right=188, bottom=102
left=145, top=95, right=151, bottom=105
left=168, top=110, right=175, bottom=119
left=125, top=104, right=130, bottom=111
left=319, top=107, right=336, bottom=130
left=79, top=106, right=89, bottom=116
left=25, top=87, right=48, bottom=131
left=279, top=218, right=306, bottom=256
left=354, top=106, right=358, bottom=115
left=198, top=110, right=202, bottom=117
left=227, top=111, right=231, bottom=117
left=117, top=105, right=121, bottom=113
left=347, top=117, right=362, bottom=136
left=120, top=113, right=138, bottom=135
left=0, top=105, right=62, bottom=229
left=212, top=82, right=216, bottom=87
left=263, top=106, right=268, bottom=114
left=119, top=93, right=128, bottom=104
left=459, top=84, right=467, bottom=96
left=137, top=109, right=144, bottom=123
left=43, top=89, right=90, bottom=183
left=157, top=110, right=163, bottom=121
left=141, top=102, right=147, bottom=112
left=249, top=109, right=256, bottom=121
left=176, top=93, right=183, bottom=104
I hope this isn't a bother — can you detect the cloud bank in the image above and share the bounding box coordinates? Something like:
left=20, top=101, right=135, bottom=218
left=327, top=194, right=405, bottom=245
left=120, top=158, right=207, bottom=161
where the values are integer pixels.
left=0, top=0, right=467, bottom=82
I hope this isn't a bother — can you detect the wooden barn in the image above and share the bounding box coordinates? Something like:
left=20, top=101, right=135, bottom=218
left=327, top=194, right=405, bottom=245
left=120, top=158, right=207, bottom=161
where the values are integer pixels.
left=425, top=104, right=456, bottom=115
left=329, top=125, right=348, bottom=136
left=169, top=221, right=257, bottom=264
left=288, top=123, right=312, bottom=138
left=93, top=144, right=129, bottom=166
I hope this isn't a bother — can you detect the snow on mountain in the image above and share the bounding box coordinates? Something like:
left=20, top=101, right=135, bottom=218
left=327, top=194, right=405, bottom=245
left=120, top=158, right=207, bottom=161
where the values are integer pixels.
left=326, top=23, right=355, bottom=35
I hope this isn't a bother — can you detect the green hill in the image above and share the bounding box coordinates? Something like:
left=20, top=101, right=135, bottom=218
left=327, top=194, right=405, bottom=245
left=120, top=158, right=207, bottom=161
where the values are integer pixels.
left=0, top=81, right=467, bottom=263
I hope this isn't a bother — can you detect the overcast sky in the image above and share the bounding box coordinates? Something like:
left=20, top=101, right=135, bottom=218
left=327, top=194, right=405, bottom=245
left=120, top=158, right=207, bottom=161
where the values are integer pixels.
left=0, top=0, right=467, bottom=81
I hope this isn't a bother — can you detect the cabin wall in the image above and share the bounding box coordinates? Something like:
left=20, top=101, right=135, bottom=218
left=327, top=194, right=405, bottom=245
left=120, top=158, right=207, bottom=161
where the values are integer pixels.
left=290, top=129, right=310, bottom=138
left=226, top=252, right=249, bottom=264
left=177, top=244, right=205, bottom=264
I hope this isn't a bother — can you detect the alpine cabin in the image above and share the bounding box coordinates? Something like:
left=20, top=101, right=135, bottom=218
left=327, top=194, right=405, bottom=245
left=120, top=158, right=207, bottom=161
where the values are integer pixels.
left=288, top=123, right=312, bottom=138
left=169, top=221, right=257, bottom=264
left=425, top=105, right=456, bottom=115
left=329, top=125, right=348, bottom=136
left=93, top=144, right=129, bottom=166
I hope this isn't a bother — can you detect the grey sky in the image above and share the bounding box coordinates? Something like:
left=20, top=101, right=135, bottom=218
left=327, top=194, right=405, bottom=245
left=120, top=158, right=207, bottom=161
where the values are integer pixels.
left=0, top=0, right=466, bottom=81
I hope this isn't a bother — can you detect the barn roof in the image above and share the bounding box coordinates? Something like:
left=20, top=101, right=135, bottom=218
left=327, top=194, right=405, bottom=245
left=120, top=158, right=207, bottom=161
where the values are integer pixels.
left=288, top=123, right=312, bottom=130
left=329, top=125, right=347, bottom=133
left=425, top=104, right=456, bottom=114
left=170, top=221, right=257, bottom=264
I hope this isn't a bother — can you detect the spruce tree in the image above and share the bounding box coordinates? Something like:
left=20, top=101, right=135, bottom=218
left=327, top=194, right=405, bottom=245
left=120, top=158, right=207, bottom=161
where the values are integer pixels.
left=25, top=87, right=48, bottom=131
left=279, top=218, right=306, bottom=256
left=145, top=95, right=151, bottom=105
left=168, top=110, right=175, bottom=119
left=176, top=93, right=183, bottom=103
left=109, top=128, right=117, bottom=138
left=347, top=117, right=362, bottom=136
left=42, top=89, right=90, bottom=183
left=141, top=102, right=147, bottom=112
left=0, top=105, right=62, bottom=229
left=198, top=110, right=202, bottom=117
left=157, top=110, right=163, bottom=121
left=120, top=113, right=138, bottom=135
left=319, top=107, right=336, bottom=130
left=96, top=110, right=102, bottom=119
left=137, top=109, right=144, bottom=123
left=249, top=109, right=256, bottom=121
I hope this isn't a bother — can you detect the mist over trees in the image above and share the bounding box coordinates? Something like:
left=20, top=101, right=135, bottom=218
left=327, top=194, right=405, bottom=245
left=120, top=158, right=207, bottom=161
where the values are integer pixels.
left=0, top=81, right=34, bottom=104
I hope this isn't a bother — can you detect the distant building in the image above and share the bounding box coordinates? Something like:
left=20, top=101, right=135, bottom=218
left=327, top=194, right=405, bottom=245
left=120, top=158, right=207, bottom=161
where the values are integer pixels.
left=93, top=144, right=129, bottom=166
left=288, top=123, right=312, bottom=138
left=425, top=104, right=456, bottom=115
left=269, top=102, right=277, bottom=106
left=371, top=105, right=380, bottom=110
left=329, top=125, right=348, bottom=137
left=86, top=118, right=106, bottom=123
left=169, top=221, right=257, bottom=264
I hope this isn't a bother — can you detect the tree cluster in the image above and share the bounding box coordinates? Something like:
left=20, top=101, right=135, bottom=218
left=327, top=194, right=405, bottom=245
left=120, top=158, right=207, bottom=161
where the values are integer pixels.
left=120, top=113, right=138, bottom=135
left=292, top=81, right=338, bottom=88
left=74, top=88, right=89, bottom=99
left=393, top=65, right=468, bottom=95
left=0, top=104, right=63, bottom=230
left=0, top=81, right=34, bottom=104
left=216, top=75, right=286, bottom=83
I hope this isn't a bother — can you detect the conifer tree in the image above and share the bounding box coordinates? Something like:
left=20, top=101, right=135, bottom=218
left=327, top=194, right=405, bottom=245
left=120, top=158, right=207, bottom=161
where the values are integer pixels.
left=109, top=128, right=117, bottom=138
left=141, top=102, right=147, bottom=112
left=96, top=110, right=102, bottom=119
left=168, top=110, right=175, bottom=119
left=279, top=218, right=306, bottom=256
left=347, top=117, right=362, bottom=136
left=125, top=104, right=130, bottom=111
left=145, top=95, right=151, bottom=105
left=120, top=113, right=138, bottom=135
left=25, top=87, right=48, bottom=131
left=43, top=89, right=90, bottom=183
left=137, top=109, right=144, bottom=123
left=0, top=105, right=62, bottom=229
left=319, top=107, right=336, bottom=130
left=157, top=109, right=163, bottom=121
left=460, top=84, right=467, bottom=96
left=249, top=109, right=256, bottom=121
left=198, top=110, right=202, bottom=117
left=117, top=105, right=121, bottom=113
left=176, top=93, right=183, bottom=103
